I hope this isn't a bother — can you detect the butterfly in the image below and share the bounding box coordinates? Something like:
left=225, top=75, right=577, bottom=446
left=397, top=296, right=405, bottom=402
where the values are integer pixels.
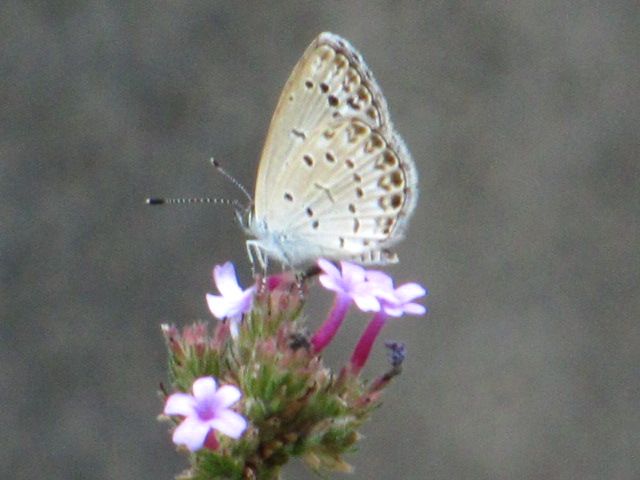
left=148, top=33, right=418, bottom=269
left=242, top=32, right=418, bottom=269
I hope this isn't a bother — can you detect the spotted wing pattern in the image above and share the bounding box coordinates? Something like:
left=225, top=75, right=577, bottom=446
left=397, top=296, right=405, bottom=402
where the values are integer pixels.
left=251, top=33, right=418, bottom=265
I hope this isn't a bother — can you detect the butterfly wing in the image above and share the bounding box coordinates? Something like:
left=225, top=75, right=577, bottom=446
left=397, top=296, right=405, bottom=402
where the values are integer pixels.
left=252, top=32, right=418, bottom=265
left=268, top=117, right=416, bottom=264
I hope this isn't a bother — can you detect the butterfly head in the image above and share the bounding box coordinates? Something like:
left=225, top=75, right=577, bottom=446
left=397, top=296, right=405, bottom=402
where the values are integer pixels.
left=234, top=201, right=254, bottom=233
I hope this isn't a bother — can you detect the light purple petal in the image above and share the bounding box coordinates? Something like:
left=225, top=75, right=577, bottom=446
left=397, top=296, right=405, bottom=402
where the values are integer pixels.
left=318, top=273, right=344, bottom=293
left=164, top=393, right=196, bottom=417
left=340, top=261, right=365, bottom=285
left=403, top=302, right=427, bottom=316
left=221, top=301, right=243, bottom=319
left=172, top=417, right=210, bottom=451
left=318, top=258, right=341, bottom=279
left=209, top=409, right=247, bottom=439
left=382, top=304, right=405, bottom=317
left=366, top=270, right=394, bottom=289
left=214, top=385, right=242, bottom=408
left=237, top=288, right=255, bottom=313
left=214, top=262, right=243, bottom=297
left=351, top=292, right=381, bottom=312
left=192, top=377, right=217, bottom=401
left=373, top=287, right=398, bottom=305
left=394, top=283, right=426, bottom=302
left=206, top=293, right=235, bottom=319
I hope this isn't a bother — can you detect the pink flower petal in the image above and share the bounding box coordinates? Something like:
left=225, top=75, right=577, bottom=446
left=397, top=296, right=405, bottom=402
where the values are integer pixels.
left=395, top=283, right=426, bottom=302
left=366, top=270, right=394, bottom=289
left=351, top=292, right=381, bottom=312
left=206, top=293, right=235, bottom=319
left=214, top=262, right=243, bottom=297
left=237, top=288, right=255, bottom=311
left=403, top=302, right=427, bottom=315
left=172, top=417, right=211, bottom=451
left=382, top=305, right=405, bottom=317
left=340, top=261, right=365, bottom=284
left=317, top=258, right=340, bottom=279
left=192, top=377, right=217, bottom=401
left=207, top=263, right=255, bottom=324
left=215, top=385, right=242, bottom=408
left=318, top=273, right=343, bottom=292
left=209, top=409, right=247, bottom=439
left=164, top=393, right=196, bottom=417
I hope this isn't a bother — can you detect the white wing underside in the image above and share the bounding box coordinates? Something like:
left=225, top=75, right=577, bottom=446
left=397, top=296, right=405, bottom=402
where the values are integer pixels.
left=250, top=33, right=418, bottom=266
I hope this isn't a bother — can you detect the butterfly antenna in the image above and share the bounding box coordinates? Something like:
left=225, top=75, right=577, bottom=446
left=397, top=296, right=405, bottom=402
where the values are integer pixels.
left=210, top=157, right=253, bottom=206
left=146, top=197, right=239, bottom=208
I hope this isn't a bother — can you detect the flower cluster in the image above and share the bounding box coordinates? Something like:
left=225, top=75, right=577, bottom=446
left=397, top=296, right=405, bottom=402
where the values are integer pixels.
left=160, top=258, right=427, bottom=479
left=312, top=259, right=427, bottom=374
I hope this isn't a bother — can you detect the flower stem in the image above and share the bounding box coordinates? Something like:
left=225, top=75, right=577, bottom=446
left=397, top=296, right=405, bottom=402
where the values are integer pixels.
left=350, top=312, right=388, bottom=375
left=310, top=293, right=352, bottom=354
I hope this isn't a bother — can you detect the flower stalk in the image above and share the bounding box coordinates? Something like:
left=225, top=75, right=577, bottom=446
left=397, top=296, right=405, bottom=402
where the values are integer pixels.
left=310, top=292, right=352, bottom=353
left=349, top=312, right=388, bottom=376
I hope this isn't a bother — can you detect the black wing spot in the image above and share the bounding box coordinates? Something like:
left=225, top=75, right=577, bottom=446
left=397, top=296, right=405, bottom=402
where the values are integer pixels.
left=292, top=129, right=307, bottom=140
left=284, top=192, right=293, bottom=202
left=391, top=194, right=403, bottom=209
left=303, top=154, right=314, bottom=167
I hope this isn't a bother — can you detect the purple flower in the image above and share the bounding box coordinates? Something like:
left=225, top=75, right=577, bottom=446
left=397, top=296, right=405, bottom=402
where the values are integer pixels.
left=376, top=282, right=427, bottom=317
left=311, top=259, right=381, bottom=353
left=164, top=376, right=247, bottom=452
left=317, top=259, right=381, bottom=311
left=206, top=262, right=255, bottom=338
left=350, top=275, right=427, bottom=375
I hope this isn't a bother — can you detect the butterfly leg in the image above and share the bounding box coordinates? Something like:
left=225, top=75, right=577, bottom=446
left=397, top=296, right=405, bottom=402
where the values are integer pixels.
left=246, top=240, right=269, bottom=275
left=245, top=240, right=259, bottom=275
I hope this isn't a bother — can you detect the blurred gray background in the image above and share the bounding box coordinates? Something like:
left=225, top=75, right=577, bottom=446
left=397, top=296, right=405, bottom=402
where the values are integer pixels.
left=2, top=1, right=638, bottom=479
